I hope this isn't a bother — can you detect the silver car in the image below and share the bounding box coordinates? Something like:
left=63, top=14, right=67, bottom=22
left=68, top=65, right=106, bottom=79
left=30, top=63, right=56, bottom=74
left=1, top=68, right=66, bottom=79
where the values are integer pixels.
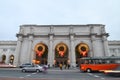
left=19, top=63, right=33, bottom=68
left=21, top=65, right=43, bottom=72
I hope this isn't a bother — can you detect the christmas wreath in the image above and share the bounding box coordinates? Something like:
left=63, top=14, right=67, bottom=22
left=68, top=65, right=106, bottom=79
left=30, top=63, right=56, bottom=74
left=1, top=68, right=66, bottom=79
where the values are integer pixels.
left=78, top=43, right=89, bottom=57
left=57, top=44, right=66, bottom=57
left=35, top=43, right=45, bottom=57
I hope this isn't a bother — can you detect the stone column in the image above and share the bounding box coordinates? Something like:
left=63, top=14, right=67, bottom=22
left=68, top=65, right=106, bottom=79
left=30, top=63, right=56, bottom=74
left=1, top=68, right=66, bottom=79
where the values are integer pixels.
left=48, top=34, right=54, bottom=67
left=91, top=33, right=97, bottom=57
left=116, top=49, right=119, bottom=56
left=27, top=34, right=33, bottom=63
left=70, top=34, right=76, bottom=67
left=102, top=33, right=109, bottom=56
left=14, top=34, right=23, bottom=66
left=90, top=26, right=98, bottom=57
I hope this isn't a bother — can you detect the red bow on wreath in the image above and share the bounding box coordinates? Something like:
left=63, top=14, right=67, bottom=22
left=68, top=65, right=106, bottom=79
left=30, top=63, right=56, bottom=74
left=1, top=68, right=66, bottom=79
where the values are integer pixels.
left=36, top=50, right=43, bottom=57
left=81, top=51, right=87, bottom=57
left=59, top=51, right=64, bottom=57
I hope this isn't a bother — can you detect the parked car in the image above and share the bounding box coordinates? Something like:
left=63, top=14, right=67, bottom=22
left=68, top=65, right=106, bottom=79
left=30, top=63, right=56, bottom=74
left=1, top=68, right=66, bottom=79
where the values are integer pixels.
left=21, top=65, right=43, bottom=72
left=19, top=63, right=33, bottom=68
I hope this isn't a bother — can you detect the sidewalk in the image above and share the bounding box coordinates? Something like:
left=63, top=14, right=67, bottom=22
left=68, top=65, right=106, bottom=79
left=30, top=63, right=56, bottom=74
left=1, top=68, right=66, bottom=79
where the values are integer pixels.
left=49, top=67, right=78, bottom=70
left=0, top=67, right=79, bottom=71
left=48, top=67, right=78, bottom=71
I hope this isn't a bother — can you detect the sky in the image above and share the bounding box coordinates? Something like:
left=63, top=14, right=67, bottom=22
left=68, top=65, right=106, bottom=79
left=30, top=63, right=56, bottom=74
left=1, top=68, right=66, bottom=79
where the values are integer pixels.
left=0, top=0, right=120, bottom=40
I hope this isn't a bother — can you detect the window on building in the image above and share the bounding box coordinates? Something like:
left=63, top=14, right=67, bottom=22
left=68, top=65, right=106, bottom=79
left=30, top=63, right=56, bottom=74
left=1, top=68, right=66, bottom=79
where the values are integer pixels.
left=3, top=48, right=7, bottom=52
left=109, top=48, right=116, bottom=53
left=10, top=48, right=15, bottom=51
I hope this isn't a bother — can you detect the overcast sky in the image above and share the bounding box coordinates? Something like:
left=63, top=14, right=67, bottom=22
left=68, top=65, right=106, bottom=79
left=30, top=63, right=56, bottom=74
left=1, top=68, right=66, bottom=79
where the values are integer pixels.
left=0, top=0, right=120, bottom=40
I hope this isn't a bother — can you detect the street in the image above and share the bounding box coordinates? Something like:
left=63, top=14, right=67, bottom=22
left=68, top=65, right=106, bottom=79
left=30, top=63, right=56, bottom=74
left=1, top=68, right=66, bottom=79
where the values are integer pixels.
left=0, top=68, right=120, bottom=80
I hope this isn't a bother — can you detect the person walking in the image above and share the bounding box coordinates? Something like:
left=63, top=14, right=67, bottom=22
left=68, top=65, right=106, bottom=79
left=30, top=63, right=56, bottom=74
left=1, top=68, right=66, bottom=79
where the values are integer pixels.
left=43, top=65, right=47, bottom=74
left=59, top=63, right=63, bottom=70
left=64, top=64, right=67, bottom=69
left=67, top=64, right=70, bottom=69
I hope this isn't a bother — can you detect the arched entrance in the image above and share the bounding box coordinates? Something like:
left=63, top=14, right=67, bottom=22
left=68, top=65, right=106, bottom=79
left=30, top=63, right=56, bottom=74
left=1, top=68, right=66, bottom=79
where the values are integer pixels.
left=34, top=43, right=48, bottom=65
left=54, top=43, right=68, bottom=67
left=1, top=54, right=6, bottom=63
left=75, top=43, right=89, bottom=67
left=9, top=55, right=14, bottom=64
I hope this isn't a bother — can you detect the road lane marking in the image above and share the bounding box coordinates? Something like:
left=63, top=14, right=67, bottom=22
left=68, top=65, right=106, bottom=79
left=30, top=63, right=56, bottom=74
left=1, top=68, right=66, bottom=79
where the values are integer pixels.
left=26, top=74, right=31, bottom=76
left=101, top=77, right=105, bottom=79
left=88, top=73, right=93, bottom=75
left=94, top=75, right=100, bottom=78
left=32, top=73, right=37, bottom=74
left=88, top=73, right=105, bottom=80
left=88, top=73, right=101, bottom=78
left=19, top=77, right=24, bottom=78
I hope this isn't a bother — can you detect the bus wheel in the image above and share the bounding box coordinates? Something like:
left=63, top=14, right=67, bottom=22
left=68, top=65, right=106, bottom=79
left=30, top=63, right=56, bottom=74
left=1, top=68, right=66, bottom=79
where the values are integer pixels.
left=86, top=68, right=91, bottom=73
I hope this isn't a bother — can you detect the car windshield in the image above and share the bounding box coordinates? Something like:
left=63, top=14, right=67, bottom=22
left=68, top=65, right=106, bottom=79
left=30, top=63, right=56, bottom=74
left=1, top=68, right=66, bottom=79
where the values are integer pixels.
left=23, top=63, right=31, bottom=65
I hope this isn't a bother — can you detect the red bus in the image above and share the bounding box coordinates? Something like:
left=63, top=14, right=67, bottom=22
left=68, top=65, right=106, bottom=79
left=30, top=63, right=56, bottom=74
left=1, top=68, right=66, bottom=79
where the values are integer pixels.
left=80, top=56, right=120, bottom=73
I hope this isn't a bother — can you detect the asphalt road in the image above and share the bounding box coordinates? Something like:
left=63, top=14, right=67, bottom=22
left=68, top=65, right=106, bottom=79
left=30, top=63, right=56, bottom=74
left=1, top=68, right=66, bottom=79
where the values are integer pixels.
left=0, top=68, right=120, bottom=80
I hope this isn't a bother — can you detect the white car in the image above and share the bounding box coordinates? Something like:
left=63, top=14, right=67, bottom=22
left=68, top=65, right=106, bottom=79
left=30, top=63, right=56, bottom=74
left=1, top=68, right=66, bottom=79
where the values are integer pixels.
left=21, top=65, right=43, bottom=73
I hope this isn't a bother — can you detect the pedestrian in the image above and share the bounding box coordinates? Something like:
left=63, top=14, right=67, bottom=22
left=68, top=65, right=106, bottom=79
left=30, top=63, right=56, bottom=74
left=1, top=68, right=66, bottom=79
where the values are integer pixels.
left=48, top=64, right=50, bottom=68
left=43, top=65, right=47, bottom=73
left=64, top=64, right=67, bottom=69
left=59, top=63, right=62, bottom=70
left=68, top=64, right=70, bottom=69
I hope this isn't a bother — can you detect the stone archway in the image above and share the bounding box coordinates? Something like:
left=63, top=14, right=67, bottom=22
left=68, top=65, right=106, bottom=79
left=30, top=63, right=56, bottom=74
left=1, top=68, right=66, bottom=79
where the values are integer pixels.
left=9, top=55, right=14, bottom=64
left=2, top=54, right=6, bottom=63
left=34, top=43, right=48, bottom=65
left=54, top=43, right=68, bottom=67
left=75, top=43, right=89, bottom=67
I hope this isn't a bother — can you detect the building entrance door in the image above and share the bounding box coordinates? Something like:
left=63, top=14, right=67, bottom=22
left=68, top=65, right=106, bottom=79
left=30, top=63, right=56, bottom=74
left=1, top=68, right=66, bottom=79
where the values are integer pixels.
left=34, top=43, right=48, bottom=65
left=54, top=58, right=68, bottom=67
left=54, top=43, right=68, bottom=67
left=75, top=43, right=89, bottom=67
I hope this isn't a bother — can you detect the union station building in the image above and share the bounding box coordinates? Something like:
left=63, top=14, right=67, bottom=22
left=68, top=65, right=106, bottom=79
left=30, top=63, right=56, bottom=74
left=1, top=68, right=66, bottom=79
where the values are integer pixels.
left=0, top=24, right=120, bottom=67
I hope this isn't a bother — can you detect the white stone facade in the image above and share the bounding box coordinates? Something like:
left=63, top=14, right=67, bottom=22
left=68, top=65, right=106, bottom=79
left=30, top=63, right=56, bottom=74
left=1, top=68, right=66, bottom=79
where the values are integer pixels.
left=0, top=24, right=119, bottom=67
left=108, top=41, right=120, bottom=56
left=0, top=41, right=16, bottom=64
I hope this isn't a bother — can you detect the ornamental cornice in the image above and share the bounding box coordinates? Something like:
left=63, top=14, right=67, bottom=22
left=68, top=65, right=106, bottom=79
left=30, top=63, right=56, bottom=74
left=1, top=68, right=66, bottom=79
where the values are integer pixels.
left=69, top=33, right=75, bottom=36
left=101, top=33, right=109, bottom=37
left=27, top=34, right=34, bottom=41
left=90, top=33, right=97, bottom=36
left=16, top=33, right=35, bottom=40
left=16, top=34, right=23, bottom=41
left=16, top=33, right=23, bottom=37
left=27, top=33, right=34, bottom=36
left=48, top=33, right=54, bottom=36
